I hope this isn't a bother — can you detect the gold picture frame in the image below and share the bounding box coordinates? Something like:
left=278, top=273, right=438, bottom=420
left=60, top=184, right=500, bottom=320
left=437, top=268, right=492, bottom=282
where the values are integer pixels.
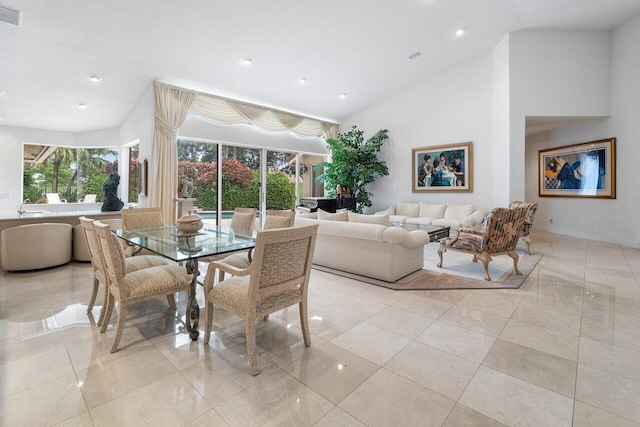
left=412, top=142, right=473, bottom=192
left=538, top=138, right=616, bottom=198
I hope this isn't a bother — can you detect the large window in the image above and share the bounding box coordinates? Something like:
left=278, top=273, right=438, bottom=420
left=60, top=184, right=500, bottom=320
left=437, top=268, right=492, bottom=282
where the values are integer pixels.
left=22, top=145, right=119, bottom=203
left=177, top=138, right=325, bottom=225
left=128, top=145, right=140, bottom=202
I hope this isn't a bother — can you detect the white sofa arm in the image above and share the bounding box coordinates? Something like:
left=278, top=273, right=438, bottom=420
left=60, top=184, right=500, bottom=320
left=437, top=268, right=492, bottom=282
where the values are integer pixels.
left=462, top=209, right=487, bottom=228
left=374, top=206, right=396, bottom=215
left=381, top=227, right=430, bottom=248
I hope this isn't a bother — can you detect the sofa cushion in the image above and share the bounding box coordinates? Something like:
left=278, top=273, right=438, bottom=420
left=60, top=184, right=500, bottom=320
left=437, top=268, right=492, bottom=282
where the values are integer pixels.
left=396, top=202, right=420, bottom=218
left=317, top=209, right=348, bottom=221
left=419, top=203, right=447, bottom=219
left=348, top=211, right=390, bottom=226
left=296, top=212, right=317, bottom=219
left=444, top=204, right=475, bottom=219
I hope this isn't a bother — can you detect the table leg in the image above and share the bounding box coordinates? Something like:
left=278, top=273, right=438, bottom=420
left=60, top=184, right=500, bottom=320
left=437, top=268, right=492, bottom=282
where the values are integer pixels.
left=185, top=258, right=200, bottom=341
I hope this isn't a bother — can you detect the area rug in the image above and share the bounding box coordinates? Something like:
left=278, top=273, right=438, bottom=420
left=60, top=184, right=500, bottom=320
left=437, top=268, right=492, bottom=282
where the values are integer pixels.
left=312, top=246, right=543, bottom=291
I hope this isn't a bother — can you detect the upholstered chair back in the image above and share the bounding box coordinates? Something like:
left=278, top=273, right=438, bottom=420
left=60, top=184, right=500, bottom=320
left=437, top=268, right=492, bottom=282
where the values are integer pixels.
left=484, top=207, right=526, bottom=254
left=79, top=216, right=107, bottom=283
left=121, top=207, right=163, bottom=229
left=263, top=210, right=296, bottom=229
left=249, top=224, right=318, bottom=294
left=509, top=201, right=538, bottom=237
left=93, top=220, right=128, bottom=299
left=230, top=207, right=258, bottom=232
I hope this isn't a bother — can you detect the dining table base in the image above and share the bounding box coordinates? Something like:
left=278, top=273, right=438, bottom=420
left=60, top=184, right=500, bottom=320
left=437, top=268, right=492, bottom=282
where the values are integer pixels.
left=185, top=258, right=200, bottom=340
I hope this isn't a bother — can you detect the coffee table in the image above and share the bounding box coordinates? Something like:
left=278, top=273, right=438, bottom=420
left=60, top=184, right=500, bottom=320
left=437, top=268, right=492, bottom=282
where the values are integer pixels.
left=392, top=222, right=450, bottom=242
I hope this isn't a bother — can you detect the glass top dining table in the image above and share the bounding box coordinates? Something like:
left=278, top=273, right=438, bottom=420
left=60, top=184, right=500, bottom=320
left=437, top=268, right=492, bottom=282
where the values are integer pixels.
left=114, top=225, right=256, bottom=340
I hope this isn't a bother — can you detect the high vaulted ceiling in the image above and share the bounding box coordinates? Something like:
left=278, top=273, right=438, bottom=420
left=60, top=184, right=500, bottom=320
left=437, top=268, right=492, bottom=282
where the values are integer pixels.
left=1, top=0, right=639, bottom=133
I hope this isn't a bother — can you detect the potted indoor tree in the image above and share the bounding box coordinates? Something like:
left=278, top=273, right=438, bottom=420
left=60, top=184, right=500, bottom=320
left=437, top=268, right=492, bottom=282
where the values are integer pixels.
left=316, top=126, right=389, bottom=213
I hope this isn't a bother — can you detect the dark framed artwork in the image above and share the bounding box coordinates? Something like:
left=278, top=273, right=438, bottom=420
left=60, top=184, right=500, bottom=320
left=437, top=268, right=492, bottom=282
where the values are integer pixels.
left=412, top=142, right=472, bottom=192
left=140, top=159, right=148, bottom=197
left=539, top=138, right=616, bottom=198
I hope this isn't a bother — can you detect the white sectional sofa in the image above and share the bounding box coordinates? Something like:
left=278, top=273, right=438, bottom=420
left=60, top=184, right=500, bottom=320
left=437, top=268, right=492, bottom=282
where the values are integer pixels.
left=376, top=202, right=486, bottom=231
left=294, top=214, right=430, bottom=282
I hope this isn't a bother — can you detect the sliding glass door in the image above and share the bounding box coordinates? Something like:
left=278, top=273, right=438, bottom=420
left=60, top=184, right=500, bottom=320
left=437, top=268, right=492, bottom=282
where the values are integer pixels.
left=177, top=138, right=325, bottom=228
left=221, top=145, right=261, bottom=228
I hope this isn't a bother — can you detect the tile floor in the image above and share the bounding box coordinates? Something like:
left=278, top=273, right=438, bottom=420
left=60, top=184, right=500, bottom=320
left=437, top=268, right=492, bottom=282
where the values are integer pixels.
left=1, top=231, right=639, bottom=426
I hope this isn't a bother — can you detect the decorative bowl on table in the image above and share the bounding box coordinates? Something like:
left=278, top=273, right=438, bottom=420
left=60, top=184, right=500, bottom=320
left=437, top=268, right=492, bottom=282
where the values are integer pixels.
left=176, top=211, right=203, bottom=235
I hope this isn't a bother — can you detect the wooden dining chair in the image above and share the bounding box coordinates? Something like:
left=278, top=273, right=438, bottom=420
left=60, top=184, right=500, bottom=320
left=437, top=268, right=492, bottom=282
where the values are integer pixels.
left=203, top=224, right=318, bottom=375
left=121, top=207, right=164, bottom=256
left=93, top=220, right=192, bottom=353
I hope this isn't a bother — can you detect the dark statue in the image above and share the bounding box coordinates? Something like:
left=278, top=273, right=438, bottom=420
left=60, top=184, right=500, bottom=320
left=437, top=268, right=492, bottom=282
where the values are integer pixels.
left=101, top=173, right=125, bottom=212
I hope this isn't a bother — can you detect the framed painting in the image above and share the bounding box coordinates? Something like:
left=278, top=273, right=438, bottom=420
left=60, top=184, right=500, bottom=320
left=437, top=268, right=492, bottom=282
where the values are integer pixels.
left=539, top=138, right=616, bottom=198
left=412, top=142, right=472, bottom=192
left=140, top=159, right=148, bottom=197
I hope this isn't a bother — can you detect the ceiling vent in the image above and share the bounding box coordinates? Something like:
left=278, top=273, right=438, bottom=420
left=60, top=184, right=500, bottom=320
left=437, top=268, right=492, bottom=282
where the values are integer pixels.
left=0, top=5, right=22, bottom=27
left=408, top=51, right=422, bottom=60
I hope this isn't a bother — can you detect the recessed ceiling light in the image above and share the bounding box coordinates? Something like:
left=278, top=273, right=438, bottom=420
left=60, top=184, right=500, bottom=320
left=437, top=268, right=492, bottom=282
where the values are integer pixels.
left=88, top=75, right=102, bottom=82
left=456, top=28, right=465, bottom=36
left=78, top=103, right=88, bottom=109
left=298, top=78, right=307, bottom=84
left=339, top=93, right=347, bottom=99
left=242, top=58, right=253, bottom=65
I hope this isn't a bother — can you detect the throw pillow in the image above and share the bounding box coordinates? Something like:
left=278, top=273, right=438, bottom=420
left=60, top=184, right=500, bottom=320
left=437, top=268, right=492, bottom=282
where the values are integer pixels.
left=396, top=202, right=420, bottom=217
left=317, top=209, right=348, bottom=221
left=348, top=211, right=390, bottom=226
left=444, top=204, right=475, bottom=219
left=419, top=202, right=447, bottom=218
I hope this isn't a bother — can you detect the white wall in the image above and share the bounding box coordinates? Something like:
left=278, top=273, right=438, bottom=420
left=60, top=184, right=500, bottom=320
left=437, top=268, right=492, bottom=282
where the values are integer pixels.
left=119, top=84, right=154, bottom=206
left=340, top=52, right=495, bottom=214
left=492, top=34, right=512, bottom=207
left=509, top=30, right=611, bottom=204
left=524, top=16, right=640, bottom=247
left=0, top=125, right=120, bottom=214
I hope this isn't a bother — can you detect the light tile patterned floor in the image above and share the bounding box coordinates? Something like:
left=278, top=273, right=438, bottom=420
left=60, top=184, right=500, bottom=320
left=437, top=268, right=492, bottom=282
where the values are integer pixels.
left=1, top=231, right=640, bottom=426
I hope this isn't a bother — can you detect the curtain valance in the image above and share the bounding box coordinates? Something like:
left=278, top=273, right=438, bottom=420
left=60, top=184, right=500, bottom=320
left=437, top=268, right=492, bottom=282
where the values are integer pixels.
left=191, top=92, right=338, bottom=139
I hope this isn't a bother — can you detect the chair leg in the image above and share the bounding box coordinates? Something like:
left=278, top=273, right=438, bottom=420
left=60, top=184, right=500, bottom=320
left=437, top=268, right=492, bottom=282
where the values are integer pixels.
left=100, top=293, right=115, bottom=333
left=110, top=303, right=128, bottom=353
left=263, top=314, right=270, bottom=321
left=97, top=283, right=109, bottom=327
left=508, top=251, right=522, bottom=275
left=478, top=252, right=493, bottom=281
left=299, top=302, right=311, bottom=347
left=472, top=254, right=478, bottom=262
left=204, top=302, right=214, bottom=344
left=524, top=236, right=533, bottom=255
left=437, top=246, right=446, bottom=268
left=166, top=294, right=176, bottom=310
left=87, top=276, right=99, bottom=313
left=245, top=318, right=258, bottom=376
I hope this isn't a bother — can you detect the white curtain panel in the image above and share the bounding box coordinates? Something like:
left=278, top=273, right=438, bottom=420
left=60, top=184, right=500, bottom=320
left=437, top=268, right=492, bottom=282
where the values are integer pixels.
left=150, top=82, right=197, bottom=225
left=192, top=92, right=338, bottom=139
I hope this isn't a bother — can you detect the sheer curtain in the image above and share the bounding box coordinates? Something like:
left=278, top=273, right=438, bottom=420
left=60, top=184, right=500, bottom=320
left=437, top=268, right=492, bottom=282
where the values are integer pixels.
left=150, top=82, right=197, bottom=224
left=191, top=92, right=338, bottom=139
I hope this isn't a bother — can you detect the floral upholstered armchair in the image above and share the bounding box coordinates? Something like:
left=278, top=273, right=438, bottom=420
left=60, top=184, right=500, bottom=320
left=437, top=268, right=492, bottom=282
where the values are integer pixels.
left=437, top=206, right=526, bottom=281
left=509, top=201, right=538, bottom=254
